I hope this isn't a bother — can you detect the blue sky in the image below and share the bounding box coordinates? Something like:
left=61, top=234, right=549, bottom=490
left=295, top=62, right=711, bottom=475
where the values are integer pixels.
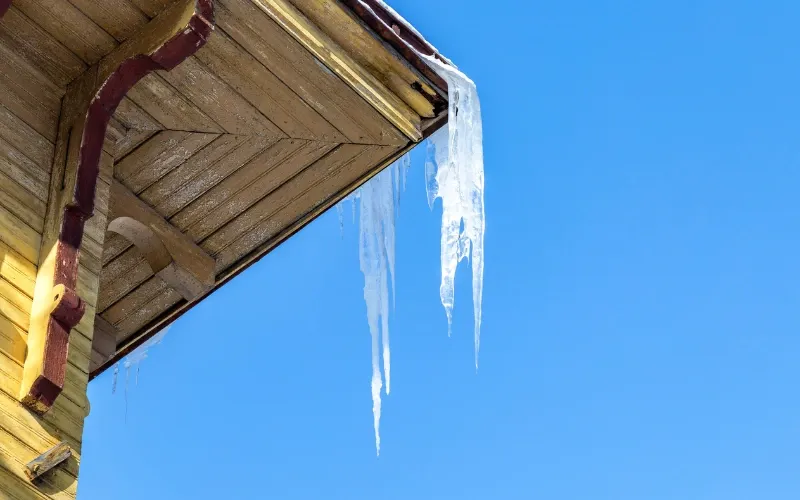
left=79, top=0, right=800, bottom=498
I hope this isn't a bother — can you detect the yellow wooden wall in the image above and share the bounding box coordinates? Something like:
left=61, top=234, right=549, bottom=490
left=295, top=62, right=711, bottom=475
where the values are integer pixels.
left=0, top=37, right=111, bottom=499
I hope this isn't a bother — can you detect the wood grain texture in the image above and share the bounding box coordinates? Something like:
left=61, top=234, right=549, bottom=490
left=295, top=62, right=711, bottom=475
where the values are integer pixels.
left=217, top=0, right=408, bottom=145
left=290, top=0, right=438, bottom=117
left=25, top=441, right=72, bottom=481
left=195, top=31, right=346, bottom=141
left=11, top=0, right=117, bottom=65
left=68, top=0, right=150, bottom=42
left=248, top=0, right=421, bottom=140
left=159, top=55, right=286, bottom=137
left=126, top=73, right=226, bottom=132
left=0, top=42, right=62, bottom=143
left=0, top=6, right=87, bottom=87
left=115, top=131, right=220, bottom=193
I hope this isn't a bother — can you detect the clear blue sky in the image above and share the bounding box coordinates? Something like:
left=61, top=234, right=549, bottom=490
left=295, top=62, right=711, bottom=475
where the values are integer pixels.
left=79, top=0, right=800, bottom=498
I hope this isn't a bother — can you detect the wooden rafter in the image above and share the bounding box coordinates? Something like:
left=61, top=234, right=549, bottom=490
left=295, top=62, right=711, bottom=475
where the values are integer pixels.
left=20, top=0, right=216, bottom=414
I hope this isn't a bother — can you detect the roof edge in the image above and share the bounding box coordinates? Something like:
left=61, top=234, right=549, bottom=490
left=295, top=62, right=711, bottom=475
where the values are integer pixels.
left=340, top=0, right=450, bottom=93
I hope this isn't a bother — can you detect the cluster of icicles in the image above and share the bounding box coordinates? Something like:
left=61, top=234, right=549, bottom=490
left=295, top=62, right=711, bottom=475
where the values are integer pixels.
left=341, top=56, right=485, bottom=456
left=108, top=21, right=485, bottom=458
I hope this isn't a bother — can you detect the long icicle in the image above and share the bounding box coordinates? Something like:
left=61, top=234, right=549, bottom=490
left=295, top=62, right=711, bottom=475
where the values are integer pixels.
left=355, top=158, right=406, bottom=455
left=423, top=55, right=486, bottom=369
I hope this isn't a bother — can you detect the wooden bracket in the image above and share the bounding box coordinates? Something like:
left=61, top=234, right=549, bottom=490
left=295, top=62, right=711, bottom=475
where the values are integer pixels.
left=108, top=180, right=215, bottom=301
left=20, top=0, right=216, bottom=414
left=25, top=442, right=72, bottom=482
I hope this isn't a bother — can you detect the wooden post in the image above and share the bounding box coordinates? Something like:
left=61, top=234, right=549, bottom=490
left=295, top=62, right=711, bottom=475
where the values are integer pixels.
left=21, top=0, right=216, bottom=415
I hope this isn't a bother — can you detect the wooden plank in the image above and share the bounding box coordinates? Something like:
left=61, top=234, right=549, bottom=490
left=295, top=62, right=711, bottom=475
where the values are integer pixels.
left=104, top=128, right=159, bottom=160
left=0, top=240, right=36, bottom=299
left=138, top=134, right=252, bottom=210
left=115, top=131, right=211, bottom=186
left=89, top=315, right=116, bottom=372
left=98, top=253, right=154, bottom=313
left=159, top=56, right=286, bottom=137
left=0, top=103, right=54, bottom=175
left=247, top=0, right=421, bottom=140
left=0, top=42, right=62, bottom=142
left=115, top=131, right=220, bottom=193
left=127, top=73, right=225, bottom=132
left=0, top=314, right=26, bottom=364
left=68, top=0, right=150, bottom=42
left=213, top=144, right=397, bottom=269
left=110, top=180, right=216, bottom=300
left=0, top=7, right=87, bottom=87
left=114, top=97, right=162, bottom=131
left=291, top=0, right=437, bottom=117
left=0, top=276, right=33, bottom=331
left=184, top=140, right=339, bottom=242
left=113, top=285, right=182, bottom=341
left=0, top=204, right=41, bottom=264
left=0, top=137, right=50, bottom=206
left=146, top=135, right=277, bottom=219
left=0, top=169, right=46, bottom=233
left=24, top=441, right=72, bottom=482
left=76, top=263, right=102, bottom=310
left=169, top=139, right=325, bottom=237
left=217, top=1, right=407, bottom=145
left=102, top=272, right=169, bottom=327
left=12, top=0, right=117, bottom=65
left=205, top=143, right=379, bottom=256
left=196, top=31, right=347, bottom=141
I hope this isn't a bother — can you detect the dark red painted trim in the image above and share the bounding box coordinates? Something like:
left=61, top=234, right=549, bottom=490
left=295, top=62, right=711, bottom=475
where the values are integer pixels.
left=342, top=0, right=448, bottom=93
left=0, top=0, right=10, bottom=19
left=24, top=0, right=215, bottom=414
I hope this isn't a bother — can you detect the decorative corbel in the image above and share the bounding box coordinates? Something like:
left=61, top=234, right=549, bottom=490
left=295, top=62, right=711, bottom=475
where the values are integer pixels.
left=21, top=0, right=216, bottom=414
left=108, top=180, right=215, bottom=301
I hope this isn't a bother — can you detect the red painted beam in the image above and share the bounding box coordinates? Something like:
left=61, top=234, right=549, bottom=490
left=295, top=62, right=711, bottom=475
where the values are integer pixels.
left=0, top=0, right=10, bottom=19
left=23, top=0, right=216, bottom=413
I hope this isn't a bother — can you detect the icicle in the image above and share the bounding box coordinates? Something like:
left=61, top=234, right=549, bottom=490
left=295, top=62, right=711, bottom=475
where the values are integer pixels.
left=423, top=55, right=486, bottom=369
left=357, top=162, right=399, bottom=455
left=114, top=326, right=171, bottom=399
left=111, top=363, right=119, bottom=394
left=337, top=154, right=408, bottom=455
left=337, top=204, right=345, bottom=238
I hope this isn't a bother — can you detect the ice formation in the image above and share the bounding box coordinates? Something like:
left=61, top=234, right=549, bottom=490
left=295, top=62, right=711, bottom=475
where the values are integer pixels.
left=343, top=156, right=409, bottom=455
left=424, top=56, right=486, bottom=369
left=111, top=326, right=171, bottom=395
left=339, top=0, right=486, bottom=453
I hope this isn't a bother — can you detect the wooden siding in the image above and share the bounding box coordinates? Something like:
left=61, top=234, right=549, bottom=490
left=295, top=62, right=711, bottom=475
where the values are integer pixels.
left=0, top=8, right=95, bottom=493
